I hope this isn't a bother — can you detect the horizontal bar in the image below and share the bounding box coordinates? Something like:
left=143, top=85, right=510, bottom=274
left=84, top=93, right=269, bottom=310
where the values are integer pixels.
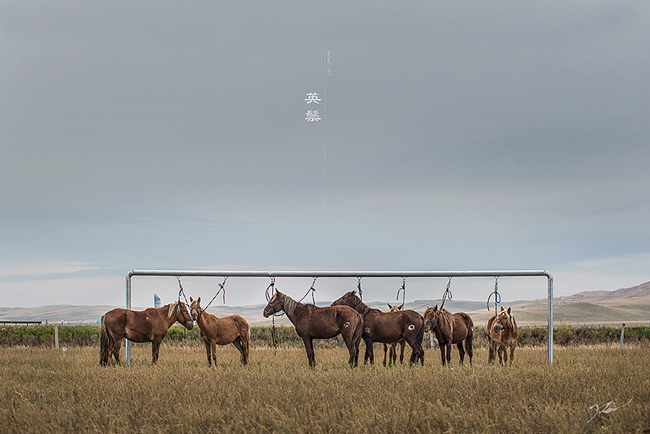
left=129, top=269, right=553, bottom=279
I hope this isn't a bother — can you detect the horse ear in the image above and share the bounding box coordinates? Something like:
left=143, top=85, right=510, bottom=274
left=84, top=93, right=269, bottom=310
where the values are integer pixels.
left=190, top=297, right=194, bottom=302
left=506, top=307, right=511, bottom=315
left=398, top=303, right=404, bottom=310
left=387, top=303, right=393, bottom=309
left=500, top=306, right=505, bottom=312
left=197, top=297, right=201, bottom=303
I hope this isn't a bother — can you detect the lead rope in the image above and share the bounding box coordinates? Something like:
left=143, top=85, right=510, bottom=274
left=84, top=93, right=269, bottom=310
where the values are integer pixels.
left=202, top=276, right=228, bottom=314
left=299, top=277, right=317, bottom=305
left=265, top=277, right=279, bottom=355
left=175, top=277, right=193, bottom=325
left=440, top=277, right=453, bottom=310
left=486, top=276, right=501, bottom=314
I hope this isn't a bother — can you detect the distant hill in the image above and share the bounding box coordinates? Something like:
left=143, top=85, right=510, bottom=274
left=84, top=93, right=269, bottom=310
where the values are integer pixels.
left=2, top=282, right=649, bottom=326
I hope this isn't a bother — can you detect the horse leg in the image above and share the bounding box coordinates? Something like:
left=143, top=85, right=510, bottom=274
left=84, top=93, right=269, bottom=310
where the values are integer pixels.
left=438, top=344, right=446, bottom=365
left=446, top=343, right=452, bottom=365
left=466, top=337, right=474, bottom=366
left=366, top=339, right=376, bottom=365
left=302, top=336, right=316, bottom=368
left=457, top=342, right=465, bottom=365
left=151, top=339, right=162, bottom=364
left=340, top=329, right=358, bottom=368
left=383, top=343, right=388, bottom=366
left=232, top=337, right=247, bottom=365
left=508, top=343, right=516, bottom=366
left=398, top=340, right=405, bottom=364
left=363, top=338, right=373, bottom=365
left=498, top=344, right=505, bottom=366
left=203, top=340, right=212, bottom=366
left=112, top=339, right=122, bottom=364
left=211, top=342, right=218, bottom=366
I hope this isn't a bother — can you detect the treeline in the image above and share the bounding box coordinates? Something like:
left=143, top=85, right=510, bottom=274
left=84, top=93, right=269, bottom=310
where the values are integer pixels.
left=1, top=324, right=649, bottom=348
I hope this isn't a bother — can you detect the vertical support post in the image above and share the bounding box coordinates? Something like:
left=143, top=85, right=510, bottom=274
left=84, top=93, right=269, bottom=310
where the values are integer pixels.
left=125, top=273, right=132, bottom=365
left=620, top=323, right=625, bottom=349
left=547, top=275, right=553, bottom=364
left=55, top=325, right=59, bottom=349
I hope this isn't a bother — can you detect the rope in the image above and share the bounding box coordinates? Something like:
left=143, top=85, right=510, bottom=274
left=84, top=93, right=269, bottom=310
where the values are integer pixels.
left=486, top=276, right=501, bottom=314
left=357, top=277, right=363, bottom=302
left=265, top=277, right=276, bottom=301
left=202, top=276, right=228, bottom=312
left=299, top=277, right=317, bottom=305
left=265, top=277, right=280, bottom=354
left=440, top=277, right=453, bottom=309
left=396, top=277, right=406, bottom=306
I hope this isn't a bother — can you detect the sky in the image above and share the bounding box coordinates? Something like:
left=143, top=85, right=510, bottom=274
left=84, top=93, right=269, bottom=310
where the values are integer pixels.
left=2, top=0, right=650, bottom=309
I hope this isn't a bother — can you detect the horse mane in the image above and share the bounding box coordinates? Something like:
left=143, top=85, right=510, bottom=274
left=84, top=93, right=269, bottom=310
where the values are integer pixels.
left=438, top=307, right=454, bottom=336
left=281, top=293, right=299, bottom=317
left=167, top=301, right=179, bottom=319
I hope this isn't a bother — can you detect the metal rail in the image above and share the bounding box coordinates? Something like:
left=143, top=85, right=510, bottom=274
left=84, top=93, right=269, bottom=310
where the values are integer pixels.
left=125, top=269, right=553, bottom=364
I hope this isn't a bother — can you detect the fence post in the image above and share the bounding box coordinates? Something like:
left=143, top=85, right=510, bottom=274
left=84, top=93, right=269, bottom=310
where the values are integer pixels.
left=620, top=323, right=625, bottom=349
left=55, top=325, right=59, bottom=349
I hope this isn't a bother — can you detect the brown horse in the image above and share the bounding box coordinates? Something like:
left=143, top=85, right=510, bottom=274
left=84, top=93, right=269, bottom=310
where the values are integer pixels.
left=331, top=291, right=425, bottom=365
left=100, top=301, right=194, bottom=365
left=383, top=303, right=406, bottom=366
left=190, top=297, right=250, bottom=365
left=487, top=306, right=518, bottom=366
left=263, top=290, right=362, bottom=368
left=423, top=305, right=474, bottom=366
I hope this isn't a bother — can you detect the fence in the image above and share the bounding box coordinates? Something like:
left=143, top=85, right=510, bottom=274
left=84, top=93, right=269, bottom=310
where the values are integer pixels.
left=126, top=269, right=554, bottom=364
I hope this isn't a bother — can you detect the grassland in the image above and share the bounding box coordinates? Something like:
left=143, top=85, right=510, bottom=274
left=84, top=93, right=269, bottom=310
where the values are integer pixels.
left=2, top=344, right=649, bottom=433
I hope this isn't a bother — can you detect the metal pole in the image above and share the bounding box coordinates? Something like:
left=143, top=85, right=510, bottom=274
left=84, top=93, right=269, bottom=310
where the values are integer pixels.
left=55, top=325, right=59, bottom=349
left=125, top=274, right=131, bottom=365
left=547, top=274, right=553, bottom=364
left=125, top=269, right=554, bottom=364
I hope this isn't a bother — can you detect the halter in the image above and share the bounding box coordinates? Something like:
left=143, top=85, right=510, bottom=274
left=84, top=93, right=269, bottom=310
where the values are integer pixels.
left=440, top=277, right=453, bottom=310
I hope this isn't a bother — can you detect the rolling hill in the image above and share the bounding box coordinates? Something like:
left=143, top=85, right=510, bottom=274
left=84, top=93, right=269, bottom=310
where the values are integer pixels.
left=1, top=282, right=649, bottom=326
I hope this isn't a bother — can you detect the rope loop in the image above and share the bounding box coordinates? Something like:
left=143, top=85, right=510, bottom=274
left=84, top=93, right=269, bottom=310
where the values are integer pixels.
left=486, top=276, right=501, bottom=313
left=396, top=277, right=406, bottom=305
left=265, top=277, right=276, bottom=301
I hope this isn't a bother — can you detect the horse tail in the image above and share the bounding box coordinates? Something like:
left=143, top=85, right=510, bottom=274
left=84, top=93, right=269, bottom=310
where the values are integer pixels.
left=352, top=311, right=363, bottom=354
left=99, top=315, right=111, bottom=366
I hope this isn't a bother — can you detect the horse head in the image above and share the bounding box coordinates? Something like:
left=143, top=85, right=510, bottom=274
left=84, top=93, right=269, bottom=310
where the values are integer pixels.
left=189, top=297, right=203, bottom=321
left=493, top=306, right=514, bottom=333
left=263, top=290, right=283, bottom=317
left=423, top=305, right=439, bottom=332
left=331, top=291, right=359, bottom=308
left=169, top=301, right=194, bottom=330
left=387, top=303, right=403, bottom=312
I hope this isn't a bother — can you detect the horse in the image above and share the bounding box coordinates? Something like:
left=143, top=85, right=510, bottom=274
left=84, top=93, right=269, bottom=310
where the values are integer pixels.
left=487, top=306, right=518, bottom=366
left=331, top=291, right=425, bottom=365
left=190, top=297, right=250, bottom=365
left=383, top=303, right=406, bottom=366
left=263, top=290, right=363, bottom=368
left=100, top=301, right=194, bottom=365
left=423, top=305, right=474, bottom=366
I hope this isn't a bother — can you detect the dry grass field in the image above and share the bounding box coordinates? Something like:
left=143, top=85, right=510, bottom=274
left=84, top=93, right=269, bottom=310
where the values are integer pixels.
left=2, top=344, right=649, bottom=433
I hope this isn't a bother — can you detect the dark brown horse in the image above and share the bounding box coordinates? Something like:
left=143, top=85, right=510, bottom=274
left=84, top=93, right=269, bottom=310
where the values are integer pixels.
left=331, top=291, right=425, bottom=365
left=423, top=305, right=474, bottom=366
left=487, top=306, right=518, bottom=366
left=263, top=290, right=363, bottom=368
left=383, top=303, right=406, bottom=366
left=100, top=301, right=194, bottom=365
left=190, top=297, right=250, bottom=365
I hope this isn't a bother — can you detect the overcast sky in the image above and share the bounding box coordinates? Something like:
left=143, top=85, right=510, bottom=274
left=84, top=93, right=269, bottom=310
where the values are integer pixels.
left=2, top=0, right=650, bottom=309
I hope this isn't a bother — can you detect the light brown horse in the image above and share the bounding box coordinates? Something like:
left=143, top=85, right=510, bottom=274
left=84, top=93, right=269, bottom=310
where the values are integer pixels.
left=100, top=301, right=194, bottom=365
left=383, top=303, right=406, bottom=366
left=190, top=297, right=250, bottom=366
left=263, top=290, right=363, bottom=368
left=423, top=305, right=474, bottom=366
left=331, top=291, right=425, bottom=365
left=487, top=306, right=518, bottom=366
